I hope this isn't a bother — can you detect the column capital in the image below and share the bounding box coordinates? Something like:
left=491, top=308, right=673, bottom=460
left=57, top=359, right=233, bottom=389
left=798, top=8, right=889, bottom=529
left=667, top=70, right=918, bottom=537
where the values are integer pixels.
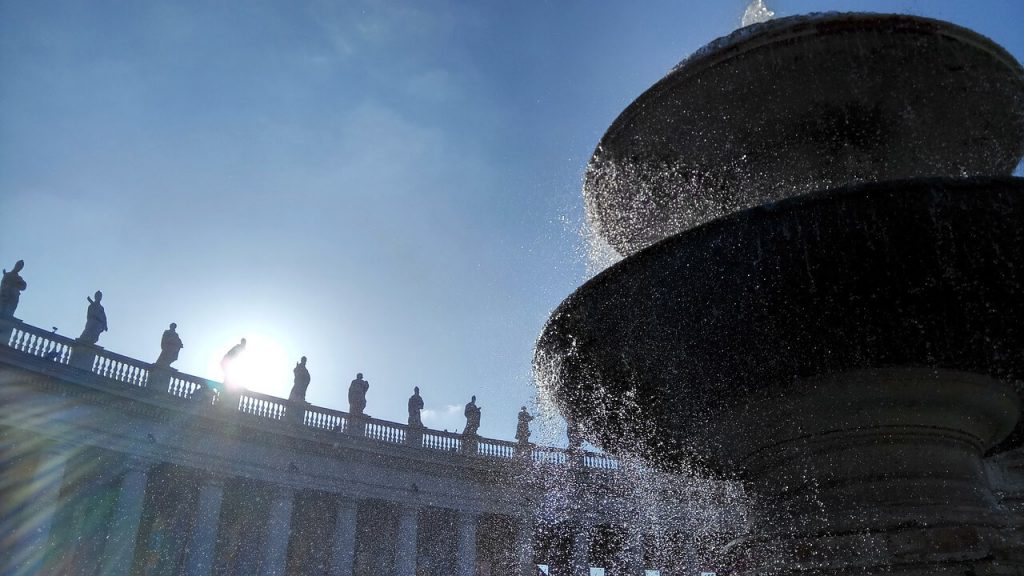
left=199, top=471, right=227, bottom=488
left=271, top=485, right=295, bottom=501
left=336, top=495, right=360, bottom=512
left=124, top=455, right=154, bottom=472
left=456, top=509, right=481, bottom=522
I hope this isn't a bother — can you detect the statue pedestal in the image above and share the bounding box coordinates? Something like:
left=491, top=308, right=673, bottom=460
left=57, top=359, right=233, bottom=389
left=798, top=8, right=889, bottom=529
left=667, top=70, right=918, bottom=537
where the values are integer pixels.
left=0, top=317, right=20, bottom=347
left=406, top=426, right=423, bottom=447
left=698, top=368, right=1024, bottom=574
left=69, top=340, right=101, bottom=372
left=149, top=366, right=172, bottom=394
left=287, top=400, right=306, bottom=427
left=515, top=441, right=533, bottom=460
left=461, top=433, right=479, bottom=455
left=346, top=414, right=367, bottom=437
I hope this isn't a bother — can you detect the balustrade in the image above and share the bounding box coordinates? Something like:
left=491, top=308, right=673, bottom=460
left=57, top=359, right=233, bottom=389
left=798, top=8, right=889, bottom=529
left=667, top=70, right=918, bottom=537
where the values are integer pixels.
left=92, top=349, right=151, bottom=388
left=303, top=404, right=348, bottom=431
left=478, top=438, right=517, bottom=459
left=239, top=391, right=287, bottom=420
left=422, top=430, right=462, bottom=452
left=363, top=417, right=406, bottom=444
left=2, top=320, right=73, bottom=364
left=165, top=373, right=215, bottom=400
left=2, top=317, right=620, bottom=470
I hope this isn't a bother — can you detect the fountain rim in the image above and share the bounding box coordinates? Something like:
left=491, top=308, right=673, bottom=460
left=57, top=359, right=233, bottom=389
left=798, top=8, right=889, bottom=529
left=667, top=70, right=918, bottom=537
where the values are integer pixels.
left=583, top=11, right=1024, bottom=256
left=593, top=12, right=1024, bottom=154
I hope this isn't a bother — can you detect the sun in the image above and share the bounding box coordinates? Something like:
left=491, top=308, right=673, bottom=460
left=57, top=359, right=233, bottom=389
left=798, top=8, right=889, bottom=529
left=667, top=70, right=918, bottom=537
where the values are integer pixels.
left=206, top=332, right=291, bottom=397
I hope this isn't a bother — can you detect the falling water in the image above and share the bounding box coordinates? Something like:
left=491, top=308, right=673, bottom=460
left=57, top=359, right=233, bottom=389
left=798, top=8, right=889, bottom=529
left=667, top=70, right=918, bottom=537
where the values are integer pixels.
left=741, top=0, right=775, bottom=27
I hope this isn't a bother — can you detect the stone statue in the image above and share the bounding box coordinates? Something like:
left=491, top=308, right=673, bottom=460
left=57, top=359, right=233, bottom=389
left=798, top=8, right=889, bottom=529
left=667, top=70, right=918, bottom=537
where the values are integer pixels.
left=220, top=338, right=246, bottom=386
left=408, top=386, right=424, bottom=427
left=463, top=395, right=481, bottom=436
left=348, top=373, right=369, bottom=416
left=289, top=356, right=311, bottom=402
left=78, top=290, right=107, bottom=344
left=155, top=323, right=183, bottom=367
left=0, top=260, right=27, bottom=318
left=515, top=406, right=534, bottom=444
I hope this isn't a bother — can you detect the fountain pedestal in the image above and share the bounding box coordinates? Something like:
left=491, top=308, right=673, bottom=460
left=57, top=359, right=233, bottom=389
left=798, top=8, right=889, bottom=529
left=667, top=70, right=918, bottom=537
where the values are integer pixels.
left=702, top=368, right=1022, bottom=574
left=536, top=12, right=1024, bottom=574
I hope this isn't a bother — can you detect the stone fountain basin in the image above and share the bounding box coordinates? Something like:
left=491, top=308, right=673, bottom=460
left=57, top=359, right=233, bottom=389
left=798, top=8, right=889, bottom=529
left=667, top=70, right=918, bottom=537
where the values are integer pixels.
left=536, top=177, right=1024, bottom=474
left=585, top=13, right=1024, bottom=257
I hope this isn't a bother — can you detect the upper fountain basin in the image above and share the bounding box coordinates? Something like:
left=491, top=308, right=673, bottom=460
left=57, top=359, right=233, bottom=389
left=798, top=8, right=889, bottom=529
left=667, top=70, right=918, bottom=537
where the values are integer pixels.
left=586, top=13, right=1024, bottom=257
left=537, top=178, right=1024, bottom=473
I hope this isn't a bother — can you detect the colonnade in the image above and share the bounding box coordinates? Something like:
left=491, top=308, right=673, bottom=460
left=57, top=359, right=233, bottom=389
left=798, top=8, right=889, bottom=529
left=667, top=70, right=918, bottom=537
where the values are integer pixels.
left=15, top=444, right=554, bottom=576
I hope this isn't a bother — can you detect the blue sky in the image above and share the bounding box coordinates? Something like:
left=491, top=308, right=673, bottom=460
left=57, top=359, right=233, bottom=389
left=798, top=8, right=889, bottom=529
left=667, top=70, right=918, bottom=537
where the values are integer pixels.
left=2, top=0, right=1023, bottom=440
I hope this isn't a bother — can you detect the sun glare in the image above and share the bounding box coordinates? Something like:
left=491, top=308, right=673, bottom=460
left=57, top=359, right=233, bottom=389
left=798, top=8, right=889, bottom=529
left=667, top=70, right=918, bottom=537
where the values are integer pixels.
left=206, top=333, right=291, bottom=397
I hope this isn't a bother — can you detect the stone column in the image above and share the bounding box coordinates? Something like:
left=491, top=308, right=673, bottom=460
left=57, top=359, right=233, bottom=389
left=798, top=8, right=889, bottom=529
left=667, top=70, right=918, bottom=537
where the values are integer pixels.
left=394, top=504, right=419, bottom=576
left=616, top=526, right=644, bottom=576
left=100, top=457, right=153, bottom=576
left=185, top=475, right=225, bottom=576
left=514, top=516, right=535, bottom=576
left=570, top=524, right=591, bottom=576
left=10, top=442, right=72, bottom=575
left=456, top=511, right=478, bottom=576
left=258, top=487, right=295, bottom=576
left=328, top=498, right=359, bottom=576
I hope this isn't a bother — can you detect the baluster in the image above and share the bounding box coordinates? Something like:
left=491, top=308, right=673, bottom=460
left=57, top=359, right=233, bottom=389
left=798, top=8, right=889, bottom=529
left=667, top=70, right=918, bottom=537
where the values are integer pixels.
left=26, top=334, right=38, bottom=355
left=14, top=330, right=27, bottom=351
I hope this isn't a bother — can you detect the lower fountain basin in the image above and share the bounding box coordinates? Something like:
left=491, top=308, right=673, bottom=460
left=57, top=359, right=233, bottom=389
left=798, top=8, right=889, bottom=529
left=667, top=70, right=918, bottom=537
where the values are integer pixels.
left=536, top=177, right=1024, bottom=473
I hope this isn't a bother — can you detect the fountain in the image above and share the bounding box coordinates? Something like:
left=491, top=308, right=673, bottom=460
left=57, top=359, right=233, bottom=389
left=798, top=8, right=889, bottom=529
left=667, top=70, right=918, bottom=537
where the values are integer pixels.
left=535, top=12, right=1024, bottom=575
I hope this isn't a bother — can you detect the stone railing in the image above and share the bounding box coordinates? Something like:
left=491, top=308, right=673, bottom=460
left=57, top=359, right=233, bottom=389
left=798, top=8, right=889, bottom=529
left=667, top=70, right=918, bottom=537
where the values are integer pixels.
left=3, top=318, right=75, bottom=364
left=0, top=317, right=617, bottom=469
